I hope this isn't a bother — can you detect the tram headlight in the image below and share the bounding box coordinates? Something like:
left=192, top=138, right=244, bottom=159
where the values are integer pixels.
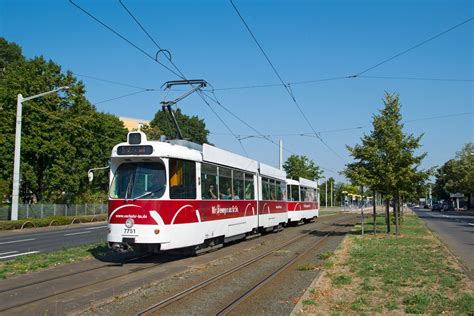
left=154, top=229, right=160, bottom=235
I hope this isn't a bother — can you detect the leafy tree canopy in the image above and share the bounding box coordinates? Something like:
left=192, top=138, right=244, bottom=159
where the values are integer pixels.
left=344, top=92, right=431, bottom=199
left=0, top=37, right=128, bottom=203
left=149, top=108, right=210, bottom=144
left=283, top=154, right=322, bottom=180
left=434, top=142, right=473, bottom=199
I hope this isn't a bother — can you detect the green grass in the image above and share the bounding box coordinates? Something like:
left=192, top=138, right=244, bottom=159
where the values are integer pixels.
left=318, top=251, right=334, bottom=260
left=302, top=299, right=318, bottom=306
left=297, top=263, right=320, bottom=271
left=0, top=242, right=109, bottom=279
left=319, top=210, right=340, bottom=217
left=0, top=214, right=107, bottom=230
left=303, top=213, right=474, bottom=314
left=332, top=274, right=352, bottom=287
left=346, top=213, right=474, bottom=314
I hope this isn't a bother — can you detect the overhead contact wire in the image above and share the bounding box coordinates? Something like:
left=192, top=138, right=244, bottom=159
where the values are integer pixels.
left=353, top=17, right=474, bottom=76
left=69, top=0, right=184, bottom=79
left=117, top=0, right=249, bottom=156
left=229, top=0, right=346, bottom=162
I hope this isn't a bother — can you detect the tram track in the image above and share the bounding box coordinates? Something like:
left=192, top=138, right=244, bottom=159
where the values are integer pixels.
left=0, top=253, right=153, bottom=295
left=217, top=224, right=351, bottom=315
left=0, top=214, right=356, bottom=315
left=0, top=253, right=169, bottom=313
left=135, top=214, right=357, bottom=315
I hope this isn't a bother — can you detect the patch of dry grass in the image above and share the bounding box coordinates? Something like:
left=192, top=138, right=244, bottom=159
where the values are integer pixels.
left=300, top=214, right=474, bottom=315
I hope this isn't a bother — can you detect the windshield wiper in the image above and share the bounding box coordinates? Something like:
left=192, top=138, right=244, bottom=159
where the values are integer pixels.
left=132, top=185, right=166, bottom=201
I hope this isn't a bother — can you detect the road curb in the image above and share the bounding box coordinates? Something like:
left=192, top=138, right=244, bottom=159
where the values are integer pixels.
left=290, top=234, right=349, bottom=316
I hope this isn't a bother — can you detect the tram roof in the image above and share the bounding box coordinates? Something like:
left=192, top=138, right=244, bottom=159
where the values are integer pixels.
left=259, top=162, right=286, bottom=180
left=286, top=179, right=299, bottom=185
left=299, top=177, right=318, bottom=189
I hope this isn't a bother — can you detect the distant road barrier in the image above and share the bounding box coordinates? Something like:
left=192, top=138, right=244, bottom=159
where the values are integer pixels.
left=0, top=204, right=107, bottom=220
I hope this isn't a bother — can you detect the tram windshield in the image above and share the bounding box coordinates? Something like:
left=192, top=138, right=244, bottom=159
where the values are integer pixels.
left=109, top=162, right=166, bottom=200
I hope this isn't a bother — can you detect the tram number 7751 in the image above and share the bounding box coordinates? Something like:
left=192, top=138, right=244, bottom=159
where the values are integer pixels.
left=123, top=228, right=135, bottom=235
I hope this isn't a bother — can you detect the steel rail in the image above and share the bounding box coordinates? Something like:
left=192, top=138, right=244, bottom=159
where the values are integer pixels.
left=136, top=214, right=356, bottom=315
left=0, top=253, right=163, bottom=313
left=216, top=224, right=351, bottom=315
left=0, top=253, right=153, bottom=295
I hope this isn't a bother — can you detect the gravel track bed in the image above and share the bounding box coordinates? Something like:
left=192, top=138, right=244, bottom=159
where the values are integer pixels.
left=83, top=214, right=356, bottom=315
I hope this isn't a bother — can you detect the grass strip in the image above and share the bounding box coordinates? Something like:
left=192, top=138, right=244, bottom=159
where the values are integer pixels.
left=318, top=210, right=340, bottom=217
left=0, top=242, right=109, bottom=279
left=0, top=214, right=107, bottom=230
left=302, top=212, right=474, bottom=314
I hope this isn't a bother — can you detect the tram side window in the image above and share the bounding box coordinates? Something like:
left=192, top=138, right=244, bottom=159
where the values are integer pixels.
left=201, top=163, right=218, bottom=200
left=276, top=180, right=283, bottom=200
left=291, top=185, right=300, bottom=202
left=262, top=178, right=270, bottom=200
left=244, top=173, right=255, bottom=200
left=232, top=170, right=244, bottom=200
left=307, top=188, right=315, bottom=202
left=300, top=186, right=307, bottom=202
left=269, top=179, right=276, bottom=200
left=219, top=167, right=232, bottom=200
left=169, top=159, right=196, bottom=199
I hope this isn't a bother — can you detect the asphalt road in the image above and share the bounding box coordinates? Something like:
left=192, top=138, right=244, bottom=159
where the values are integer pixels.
left=0, top=222, right=107, bottom=261
left=413, top=208, right=474, bottom=273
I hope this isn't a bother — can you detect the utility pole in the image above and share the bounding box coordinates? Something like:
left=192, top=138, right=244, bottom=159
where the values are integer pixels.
left=279, top=140, right=283, bottom=171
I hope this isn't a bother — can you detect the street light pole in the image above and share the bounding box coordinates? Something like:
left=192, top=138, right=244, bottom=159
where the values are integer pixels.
left=326, top=179, right=328, bottom=208
left=330, top=179, right=333, bottom=207
left=11, top=87, right=69, bottom=220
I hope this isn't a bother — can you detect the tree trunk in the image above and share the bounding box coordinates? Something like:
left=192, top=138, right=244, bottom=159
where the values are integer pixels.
left=395, top=192, right=400, bottom=236
left=385, top=198, right=391, bottom=234
left=373, top=190, right=377, bottom=235
left=360, top=186, right=364, bottom=235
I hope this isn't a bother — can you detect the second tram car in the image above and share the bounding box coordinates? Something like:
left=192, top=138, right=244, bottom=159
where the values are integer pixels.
left=287, top=178, right=319, bottom=224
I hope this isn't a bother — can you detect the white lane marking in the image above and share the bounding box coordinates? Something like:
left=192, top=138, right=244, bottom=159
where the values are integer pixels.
left=0, top=251, right=39, bottom=259
left=0, top=251, right=18, bottom=256
left=467, top=223, right=474, bottom=226
left=85, top=226, right=107, bottom=230
left=0, top=238, right=35, bottom=245
left=64, top=231, right=92, bottom=236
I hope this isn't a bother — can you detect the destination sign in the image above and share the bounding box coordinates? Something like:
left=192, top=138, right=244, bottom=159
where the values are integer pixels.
left=117, top=145, right=153, bottom=155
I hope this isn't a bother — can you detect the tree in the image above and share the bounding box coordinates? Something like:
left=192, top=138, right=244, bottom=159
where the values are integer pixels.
left=149, top=108, right=210, bottom=144
left=0, top=37, right=128, bottom=204
left=434, top=142, right=474, bottom=207
left=0, top=38, right=22, bottom=69
left=139, top=124, right=164, bottom=141
left=283, top=155, right=322, bottom=181
left=344, top=92, right=430, bottom=234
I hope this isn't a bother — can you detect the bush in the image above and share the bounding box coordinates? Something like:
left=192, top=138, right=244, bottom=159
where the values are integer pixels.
left=0, top=214, right=107, bottom=230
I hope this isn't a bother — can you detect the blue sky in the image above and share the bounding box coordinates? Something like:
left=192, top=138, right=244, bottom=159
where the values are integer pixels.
left=1, top=0, right=472, bottom=181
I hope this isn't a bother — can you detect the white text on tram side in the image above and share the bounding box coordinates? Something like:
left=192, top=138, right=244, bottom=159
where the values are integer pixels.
left=212, top=206, right=239, bottom=215
left=116, top=214, right=148, bottom=219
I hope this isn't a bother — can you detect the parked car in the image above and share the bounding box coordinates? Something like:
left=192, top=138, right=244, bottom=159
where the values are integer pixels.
left=432, top=203, right=442, bottom=211
left=441, top=201, right=453, bottom=212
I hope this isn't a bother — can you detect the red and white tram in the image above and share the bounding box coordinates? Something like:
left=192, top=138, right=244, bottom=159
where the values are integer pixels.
left=286, top=178, right=319, bottom=224
left=107, top=131, right=289, bottom=253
